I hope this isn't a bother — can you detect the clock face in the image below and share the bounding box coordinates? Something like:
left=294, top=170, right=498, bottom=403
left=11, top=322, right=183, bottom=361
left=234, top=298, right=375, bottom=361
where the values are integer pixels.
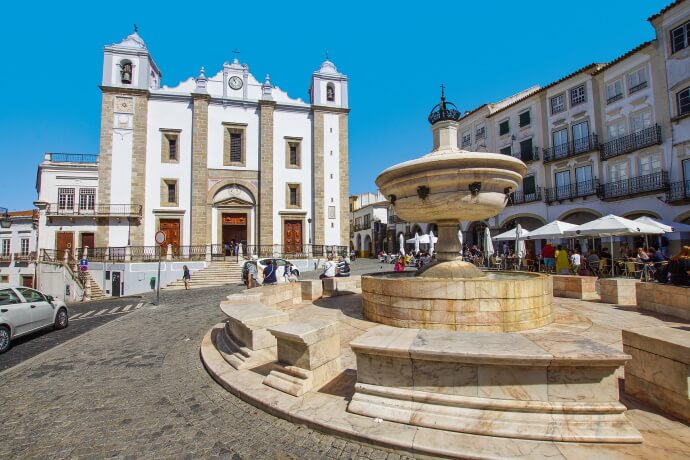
left=228, top=76, right=243, bottom=90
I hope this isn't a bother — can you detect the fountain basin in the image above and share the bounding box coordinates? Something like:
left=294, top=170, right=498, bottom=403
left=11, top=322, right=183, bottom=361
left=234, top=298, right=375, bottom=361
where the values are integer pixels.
left=362, top=271, right=553, bottom=332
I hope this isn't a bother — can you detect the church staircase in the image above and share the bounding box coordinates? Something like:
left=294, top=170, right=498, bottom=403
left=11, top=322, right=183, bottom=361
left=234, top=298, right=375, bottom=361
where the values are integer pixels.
left=164, top=260, right=244, bottom=290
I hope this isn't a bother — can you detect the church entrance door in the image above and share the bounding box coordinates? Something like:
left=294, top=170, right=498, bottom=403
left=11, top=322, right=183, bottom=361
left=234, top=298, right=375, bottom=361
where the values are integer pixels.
left=159, top=219, right=180, bottom=253
left=222, top=213, right=247, bottom=254
left=284, top=220, right=303, bottom=254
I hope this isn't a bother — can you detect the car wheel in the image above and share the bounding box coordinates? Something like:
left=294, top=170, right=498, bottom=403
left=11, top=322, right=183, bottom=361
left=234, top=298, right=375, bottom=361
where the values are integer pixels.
left=54, top=308, right=68, bottom=330
left=0, top=326, right=10, bottom=354
left=294, top=269, right=300, bottom=277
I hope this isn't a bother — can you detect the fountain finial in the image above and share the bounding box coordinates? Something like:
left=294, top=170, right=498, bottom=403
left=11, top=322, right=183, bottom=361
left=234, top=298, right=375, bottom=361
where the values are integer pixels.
left=428, top=85, right=461, bottom=125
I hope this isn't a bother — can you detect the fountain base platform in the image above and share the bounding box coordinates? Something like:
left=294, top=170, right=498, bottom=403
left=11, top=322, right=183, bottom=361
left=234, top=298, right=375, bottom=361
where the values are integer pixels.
left=362, top=271, right=552, bottom=332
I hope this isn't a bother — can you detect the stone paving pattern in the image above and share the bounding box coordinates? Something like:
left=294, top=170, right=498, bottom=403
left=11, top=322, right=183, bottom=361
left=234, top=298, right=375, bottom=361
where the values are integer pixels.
left=0, top=284, right=410, bottom=460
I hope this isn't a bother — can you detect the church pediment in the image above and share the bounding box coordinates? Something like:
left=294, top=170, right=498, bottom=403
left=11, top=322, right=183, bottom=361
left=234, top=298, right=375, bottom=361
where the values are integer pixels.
left=214, top=197, right=253, bottom=207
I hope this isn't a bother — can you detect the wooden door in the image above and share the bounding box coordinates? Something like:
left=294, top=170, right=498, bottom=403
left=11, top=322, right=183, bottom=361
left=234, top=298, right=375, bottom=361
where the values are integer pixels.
left=159, top=220, right=180, bottom=250
left=284, top=220, right=303, bottom=253
left=81, top=233, right=95, bottom=257
left=21, top=275, right=34, bottom=288
left=56, top=232, right=74, bottom=261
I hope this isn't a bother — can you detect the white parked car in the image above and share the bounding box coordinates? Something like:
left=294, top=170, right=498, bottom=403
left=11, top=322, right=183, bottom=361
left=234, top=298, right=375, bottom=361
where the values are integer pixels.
left=0, top=284, right=69, bottom=353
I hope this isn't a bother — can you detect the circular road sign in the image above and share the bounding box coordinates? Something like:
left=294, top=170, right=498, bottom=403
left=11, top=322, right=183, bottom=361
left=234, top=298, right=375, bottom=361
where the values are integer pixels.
left=155, top=231, right=166, bottom=245
left=80, top=265, right=88, bottom=272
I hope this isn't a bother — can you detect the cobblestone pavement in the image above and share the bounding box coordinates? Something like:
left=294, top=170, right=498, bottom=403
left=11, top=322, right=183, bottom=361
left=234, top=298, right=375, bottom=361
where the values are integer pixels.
left=0, top=296, right=147, bottom=372
left=0, top=284, right=413, bottom=460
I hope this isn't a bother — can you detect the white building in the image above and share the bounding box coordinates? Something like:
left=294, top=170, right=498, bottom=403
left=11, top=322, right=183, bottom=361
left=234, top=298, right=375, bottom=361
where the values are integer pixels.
left=389, top=1, right=690, bottom=256
left=0, top=210, right=38, bottom=287
left=33, top=29, right=350, bottom=297
left=349, top=192, right=388, bottom=258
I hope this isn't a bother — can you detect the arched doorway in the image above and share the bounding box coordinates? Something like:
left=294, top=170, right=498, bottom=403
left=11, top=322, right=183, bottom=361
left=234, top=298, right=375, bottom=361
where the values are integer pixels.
left=212, top=184, right=256, bottom=253
left=363, top=235, right=372, bottom=258
left=467, top=221, right=489, bottom=250
left=499, top=215, right=546, bottom=256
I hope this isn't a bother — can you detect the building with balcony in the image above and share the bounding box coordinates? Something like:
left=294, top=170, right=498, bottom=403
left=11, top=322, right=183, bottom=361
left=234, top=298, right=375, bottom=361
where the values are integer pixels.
left=0, top=210, right=38, bottom=287
left=402, top=1, right=690, bottom=257
left=349, top=192, right=388, bottom=258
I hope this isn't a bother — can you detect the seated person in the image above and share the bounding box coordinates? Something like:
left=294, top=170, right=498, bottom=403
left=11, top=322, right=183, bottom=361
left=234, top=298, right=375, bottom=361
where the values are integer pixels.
left=335, top=256, right=350, bottom=277
left=320, top=257, right=337, bottom=279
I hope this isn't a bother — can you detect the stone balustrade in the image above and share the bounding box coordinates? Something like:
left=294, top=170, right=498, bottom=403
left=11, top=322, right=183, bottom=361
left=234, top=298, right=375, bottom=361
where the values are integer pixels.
left=552, top=275, right=598, bottom=300
left=263, top=319, right=342, bottom=396
left=636, top=283, right=690, bottom=320
left=623, top=326, right=690, bottom=423
left=348, top=325, right=641, bottom=443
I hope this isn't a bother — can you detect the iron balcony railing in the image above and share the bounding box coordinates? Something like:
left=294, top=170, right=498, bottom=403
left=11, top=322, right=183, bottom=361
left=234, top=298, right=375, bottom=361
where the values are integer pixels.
left=629, top=81, right=648, bottom=94
left=46, top=153, right=99, bottom=163
left=666, top=180, right=690, bottom=203
left=600, top=125, right=662, bottom=160
left=508, top=187, right=542, bottom=206
left=353, top=222, right=372, bottom=231
left=606, top=93, right=623, bottom=104
left=543, top=134, right=599, bottom=163
left=515, top=147, right=540, bottom=163
left=598, top=171, right=668, bottom=200
left=544, top=179, right=599, bottom=204
left=46, top=203, right=142, bottom=217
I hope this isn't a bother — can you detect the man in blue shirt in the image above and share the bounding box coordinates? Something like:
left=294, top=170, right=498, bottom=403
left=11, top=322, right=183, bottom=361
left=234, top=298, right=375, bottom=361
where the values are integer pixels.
left=263, top=260, right=278, bottom=285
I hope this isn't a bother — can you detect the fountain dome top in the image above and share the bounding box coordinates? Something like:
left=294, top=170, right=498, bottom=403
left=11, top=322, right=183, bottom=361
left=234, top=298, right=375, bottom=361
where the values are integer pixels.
left=427, top=85, right=462, bottom=125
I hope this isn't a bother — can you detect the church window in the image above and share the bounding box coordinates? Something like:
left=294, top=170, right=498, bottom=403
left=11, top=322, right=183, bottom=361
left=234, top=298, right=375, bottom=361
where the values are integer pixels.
left=326, top=83, right=335, bottom=102
left=120, top=60, right=133, bottom=85
left=285, top=137, right=302, bottom=168
left=160, top=130, right=181, bottom=163
left=58, top=188, right=75, bottom=210
left=287, top=184, right=301, bottom=208
left=162, top=179, right=178, bottom=207
left=223, top=123, right=247, bottom=166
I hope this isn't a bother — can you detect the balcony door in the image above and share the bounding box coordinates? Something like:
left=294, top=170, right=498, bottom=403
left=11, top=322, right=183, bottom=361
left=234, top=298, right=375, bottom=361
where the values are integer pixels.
left=608, top=162, right=629, bottom=197
left=575, top=165, right=593, bottom=195
left=552, top=129, right=568, bottom=159
left=555, top=170, right=571, bottom=200
left=684, top=159, right=690, bottom=197
left=523, top=176, right=536, bottom=201
left=572, top=121, right=590, bottom=153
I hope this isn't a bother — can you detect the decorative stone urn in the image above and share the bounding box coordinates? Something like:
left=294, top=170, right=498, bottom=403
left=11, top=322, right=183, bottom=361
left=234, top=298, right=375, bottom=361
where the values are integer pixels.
left=375, top=91, right=527, bottom=277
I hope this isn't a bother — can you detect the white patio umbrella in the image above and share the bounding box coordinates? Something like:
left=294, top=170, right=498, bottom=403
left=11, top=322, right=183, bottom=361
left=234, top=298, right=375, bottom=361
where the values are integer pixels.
left=458, top=228, right=463, bottom=254
left=525, top=221, right=578, bottom=240
left=515, top=224, right=526, bottom=259
left=565, top=214, right=664, bottom=257
left=406, top=234, right=438, bottom=244
left=492, top=227, right=531, bottom=241
left=414, top=232, right=420, bottom=253
left=633, top=216, right=690, bottom=233
left=399, top=233, right=405, bottom=256
left=429, top=230, right=435, bottom=255
left=484, top=227, right=494, bottom=261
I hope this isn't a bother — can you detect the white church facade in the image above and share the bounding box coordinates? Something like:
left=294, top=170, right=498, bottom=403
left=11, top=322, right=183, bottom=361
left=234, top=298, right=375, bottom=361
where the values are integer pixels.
left=35, top=29, right=350, bottom=262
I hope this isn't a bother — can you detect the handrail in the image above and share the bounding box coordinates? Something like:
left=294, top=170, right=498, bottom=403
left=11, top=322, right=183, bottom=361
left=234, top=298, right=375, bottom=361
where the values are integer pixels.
left=46, top=203, right=142, bottom=216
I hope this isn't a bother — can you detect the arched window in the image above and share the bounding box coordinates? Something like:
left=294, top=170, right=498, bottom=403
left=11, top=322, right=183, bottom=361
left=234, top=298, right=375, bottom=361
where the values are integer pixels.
left=120, top=60, right=133, bottom=84
left=326, top=83, right=335, bottom=102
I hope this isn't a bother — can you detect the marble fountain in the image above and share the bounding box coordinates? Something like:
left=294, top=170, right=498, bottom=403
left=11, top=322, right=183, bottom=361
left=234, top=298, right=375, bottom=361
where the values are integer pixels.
left=201, top=92, right=649, bottom=459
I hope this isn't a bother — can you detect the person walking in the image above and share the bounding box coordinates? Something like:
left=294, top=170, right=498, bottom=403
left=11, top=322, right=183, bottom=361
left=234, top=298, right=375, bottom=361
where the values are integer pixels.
left=570, top=250, right=581, bottom=275
left=542, top=242, right=555, bottom=273
left=555, top=245, right=570, bottom=275
left=263, top=260, right=278, bottom=285
left=182, top=265, right=191, bottom=290
left=247, top=261, right=258, bottom=288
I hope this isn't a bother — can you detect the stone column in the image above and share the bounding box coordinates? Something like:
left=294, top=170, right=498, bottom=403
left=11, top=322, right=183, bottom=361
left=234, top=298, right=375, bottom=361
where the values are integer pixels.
left=190, top=94, right=210, bottom=246
left=312, top=110, right=325, bottom=245
left=129, top=94, right=149, bottom=246
left=259, top=100, right=275, bottom=246
left=338, top=113, right=349, bottom=247
left=435, top=222, right=462, bottom=262
left=96, top=92, right=115, bottom=248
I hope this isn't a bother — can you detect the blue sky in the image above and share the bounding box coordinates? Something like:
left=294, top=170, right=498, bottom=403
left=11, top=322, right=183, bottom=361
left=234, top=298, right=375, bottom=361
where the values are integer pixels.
left=0, top=0, right=670, bottom=211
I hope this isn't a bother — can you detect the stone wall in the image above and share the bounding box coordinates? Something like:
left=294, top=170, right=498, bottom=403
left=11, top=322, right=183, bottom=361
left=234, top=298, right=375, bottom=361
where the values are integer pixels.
left=623, top=327, right=690, bottom=423
left=552, top=275, right=598, bottom=300
left=600, top=278, right=638, bottom=305
left=636, top=282, right=690, bottom=320
left=129, top=94, right=149, bottom=246
left=312, top=111, right=325, bottom=245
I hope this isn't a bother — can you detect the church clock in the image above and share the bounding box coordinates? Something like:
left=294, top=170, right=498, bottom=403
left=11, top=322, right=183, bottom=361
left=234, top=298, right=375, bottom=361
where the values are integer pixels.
left=228, top=76, right=243, bottom=90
